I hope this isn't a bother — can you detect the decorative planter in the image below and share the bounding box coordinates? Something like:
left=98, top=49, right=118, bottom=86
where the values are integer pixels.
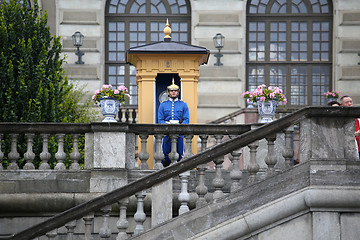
left=257, top=100, right=278, bottom=123
left=327, top=97, right=338, bottom=103
left=99, top=98, right=120, bottom=122
left=247, top=100, right=255, bottom=108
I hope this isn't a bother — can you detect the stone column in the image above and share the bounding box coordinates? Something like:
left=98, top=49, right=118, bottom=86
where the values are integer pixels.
left=180, top=73, right=199, bottom=155
left=136, top=73, right=157, bottom=169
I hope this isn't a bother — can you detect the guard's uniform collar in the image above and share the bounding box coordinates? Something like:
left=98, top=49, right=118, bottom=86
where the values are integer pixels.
left=170, top=98, right=179, bottom=102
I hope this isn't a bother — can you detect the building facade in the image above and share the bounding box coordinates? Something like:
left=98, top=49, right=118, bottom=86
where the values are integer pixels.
left=36, top=0, right=360, bottom=123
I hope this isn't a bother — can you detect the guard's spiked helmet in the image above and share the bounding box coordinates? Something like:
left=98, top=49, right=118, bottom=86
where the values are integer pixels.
left=167, top=78, right=180, bottom=92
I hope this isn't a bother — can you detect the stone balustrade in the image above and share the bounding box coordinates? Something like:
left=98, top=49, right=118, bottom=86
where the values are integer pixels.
left=0, top=107, right=359, bottom=240
left=118, top=106, right=138, bottom=123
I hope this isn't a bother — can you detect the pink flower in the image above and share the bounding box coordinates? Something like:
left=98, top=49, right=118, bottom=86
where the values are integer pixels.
left=92, top=84, right=130, bottom=103
left=243, top=84, right=285, bottom=104
left=254, top=89, right=262, bottom=96
left=118, top=85, right=128, bottom=92
left=242, top=91, right=250, bottom=98
left=101, top=84, right=112, bottom=90
left=324, top=90, right=341, bottom=98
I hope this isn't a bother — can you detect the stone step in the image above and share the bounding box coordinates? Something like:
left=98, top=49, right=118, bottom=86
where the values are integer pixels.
left=130, top=161, right=360, bottom=240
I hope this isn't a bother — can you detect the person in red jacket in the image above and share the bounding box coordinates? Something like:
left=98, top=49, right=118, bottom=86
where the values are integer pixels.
left=340, top=96, right=360, bottom=157
left=356, top=119, right=360, bottom=157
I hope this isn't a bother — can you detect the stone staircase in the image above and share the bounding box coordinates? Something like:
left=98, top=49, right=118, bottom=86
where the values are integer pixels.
left=130, top=159, right=360, bottom=240
left=1, top=107, right=360, bottom=240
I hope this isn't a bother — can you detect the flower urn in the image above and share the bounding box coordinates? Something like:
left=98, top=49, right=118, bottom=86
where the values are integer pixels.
left=257, top=100, right=278, bottom=123
left=99, top=97, right=120, bottom=122
left=327, top=97, right=338, bottom=103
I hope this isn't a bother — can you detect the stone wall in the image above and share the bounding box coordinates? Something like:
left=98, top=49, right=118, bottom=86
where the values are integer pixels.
left=333, top=0, right=360, bottom=104
left=39, top=0, right=360, bottom=123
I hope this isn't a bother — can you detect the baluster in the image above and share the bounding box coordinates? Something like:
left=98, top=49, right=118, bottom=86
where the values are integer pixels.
left=23, top=133, right=36, bottom=170
left=0, top=134, right=4, bottom=170
left=154, top=134, right=164, bottom=170
left=65, top=220, right=76, bottom=240
left=283, top=126, right=295, bottom=167
left=70, top=134, right=81, bottom=170
left=118, top=108, right=124, bottom=123
left=248, top=140, right=260, bottom=184
left=55, top=134, right=66, bottom=170
left=116, top=198, right=129, bottom=240
left=213, top=135, right=225, bottom=199
left=125, top=109, right=130, bottom=123
left=39, top=134, right=51, bottom=170
left=83, top=213, right=94, bottom=240
left=196, top=135, right=208, bottom=208
left=168, top=134, right=179, bottom=164
left=293, top=124, right=300, bottom=164
left=178, top=171, right=190, bottom=215
left=46, top=229, right=57, bottom=239
left=177, top=135, right=193, bottom=215
left=229, top=136, right=242, bottom=193
left=8, top=134, right=19, bottom=170
left=99, top=205, right=112, bottom=239
left=138, top=134, right=149, bottom=170
left=265, top=133, right=277, bottom=177
left=184, top=135, right=194, bottom=159
left=134, top=191, right=146, bottom=235
left=132, top=109, right=137, bottom=123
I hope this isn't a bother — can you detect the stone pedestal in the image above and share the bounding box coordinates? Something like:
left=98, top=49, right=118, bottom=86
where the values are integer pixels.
left=84, top=126, right=136, bottom=193
left=85, top=130, right=136, bottom=170
left=300, top=117, right=358, bottom=162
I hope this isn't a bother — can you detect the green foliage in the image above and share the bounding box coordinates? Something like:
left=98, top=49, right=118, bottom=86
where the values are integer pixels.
left=0, top=0, right=96, bottom=168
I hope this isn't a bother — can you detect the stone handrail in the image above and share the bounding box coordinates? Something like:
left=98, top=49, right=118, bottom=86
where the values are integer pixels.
left=0, top=122, right=91, bottom=134
left=2, top=106, right=360, bottom=239
left=0, top=121, right=252, bottom=171
left=209, top=106, right=299, bottom=124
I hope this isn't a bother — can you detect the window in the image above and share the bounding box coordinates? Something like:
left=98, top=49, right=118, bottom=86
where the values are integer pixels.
left=247, top=0, right=332, bottom=106
left=105, top=0, right=191, bottom=105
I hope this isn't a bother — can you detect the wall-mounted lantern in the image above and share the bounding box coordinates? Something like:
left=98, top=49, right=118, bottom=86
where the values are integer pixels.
left=213, top=33, right=225, bottom=66
left=72, top=31, right=85, bottom=64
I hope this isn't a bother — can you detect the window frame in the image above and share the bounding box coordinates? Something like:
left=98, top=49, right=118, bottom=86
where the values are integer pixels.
left=105, top=0, right=191, bottom=106
left=246, top=0, right=333, bottom=107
